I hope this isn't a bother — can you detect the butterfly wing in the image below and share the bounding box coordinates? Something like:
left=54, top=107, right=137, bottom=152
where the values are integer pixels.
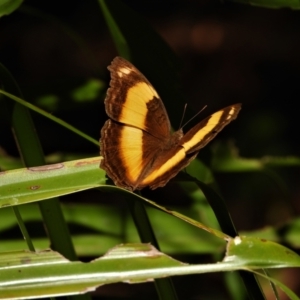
left=100, top=119, right=166, bottom=190
left=180, top=104, right=241, bottom=153
left=140, top=104, right=241, bottom=189
left=100, top=57, right=173, bottom=190
left=104, top=56, right=171, bottom=140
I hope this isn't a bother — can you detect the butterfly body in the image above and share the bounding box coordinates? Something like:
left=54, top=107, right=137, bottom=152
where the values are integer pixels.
left=100, top=57, right=241, bottom=191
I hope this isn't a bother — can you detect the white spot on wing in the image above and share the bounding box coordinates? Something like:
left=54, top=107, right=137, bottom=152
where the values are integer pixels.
left=117, top=67, right=132, bottom=78
left=226, top=107, right=236, bottom=120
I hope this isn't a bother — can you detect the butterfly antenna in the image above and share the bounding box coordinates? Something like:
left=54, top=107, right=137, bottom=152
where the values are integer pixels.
left=178, top=103, right=188, bottom=129
left=181, top=105, right=208, bottom=129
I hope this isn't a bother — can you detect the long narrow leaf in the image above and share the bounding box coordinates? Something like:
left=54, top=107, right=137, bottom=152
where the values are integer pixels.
left=0, top=240, right=299, bottom=300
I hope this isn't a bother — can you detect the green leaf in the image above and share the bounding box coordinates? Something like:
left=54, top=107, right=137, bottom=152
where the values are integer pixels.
left=228, top=0, right=300, bottom=9
left=225, top=236, right=300, bottom=268
left=70, top=79, right=104, bottom=103
left=0, top=157, right=105, bottom=207
left=0, top=239, right=299, bottom=299
left=0, top=0, right=22, bottom=17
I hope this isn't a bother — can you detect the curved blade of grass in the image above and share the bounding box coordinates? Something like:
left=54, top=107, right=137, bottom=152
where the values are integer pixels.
left=251, top=270, right=300, bottom=300
left=0, top=203, right=225, bottom=255
left=100, top=186, right=230, bottom=240
left=0, top=239, right=299, bottom=299
left=180, top=168, right=237, bottom=237
left=0, top=90, right=98, bottom=146
left=98, top=0, right=130, bottom=59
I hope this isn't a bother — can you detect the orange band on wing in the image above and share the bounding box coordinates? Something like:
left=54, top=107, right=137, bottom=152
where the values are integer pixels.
left=141, top=148, right=186, bottom=185
left=181, top=110, right=223, bottom=152
left=119, top=82, right=159, bottom=130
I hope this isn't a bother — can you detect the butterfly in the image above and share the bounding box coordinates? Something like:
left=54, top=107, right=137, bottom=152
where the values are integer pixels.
left=100, top=57, right=241, bottom=191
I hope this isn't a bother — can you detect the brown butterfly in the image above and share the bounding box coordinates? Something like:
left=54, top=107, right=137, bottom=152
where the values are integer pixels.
left=100, top=57, right=241, bottom=191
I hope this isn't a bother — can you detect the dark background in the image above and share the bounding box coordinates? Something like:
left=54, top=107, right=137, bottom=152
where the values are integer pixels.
left=1, top=1, right=300, bottom=156
left=1, top=0, right=300, bottom=299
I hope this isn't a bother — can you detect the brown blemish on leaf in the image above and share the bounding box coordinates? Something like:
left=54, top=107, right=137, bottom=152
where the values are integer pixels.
left=21, top=257, right=31, bottom=264
left=75, top=158, right=101, bottom=167
left=30, top=185, right=40, bottom=190
left=28, top=163, right=64, bottom=171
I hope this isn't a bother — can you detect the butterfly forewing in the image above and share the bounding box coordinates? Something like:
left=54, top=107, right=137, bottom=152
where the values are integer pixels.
left=105, top=57, right=171, bottom=140
left=180, top=104, right=241, bottom=154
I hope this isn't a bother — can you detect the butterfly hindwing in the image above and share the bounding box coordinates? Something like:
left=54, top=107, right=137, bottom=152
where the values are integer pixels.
left=101, top=118, right=173, bottom=190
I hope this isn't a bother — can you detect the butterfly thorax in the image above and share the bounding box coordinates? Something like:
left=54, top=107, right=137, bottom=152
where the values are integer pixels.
left=160, top=129, right=184, bottom=150
left=144, top=129, right=185, bottom=174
